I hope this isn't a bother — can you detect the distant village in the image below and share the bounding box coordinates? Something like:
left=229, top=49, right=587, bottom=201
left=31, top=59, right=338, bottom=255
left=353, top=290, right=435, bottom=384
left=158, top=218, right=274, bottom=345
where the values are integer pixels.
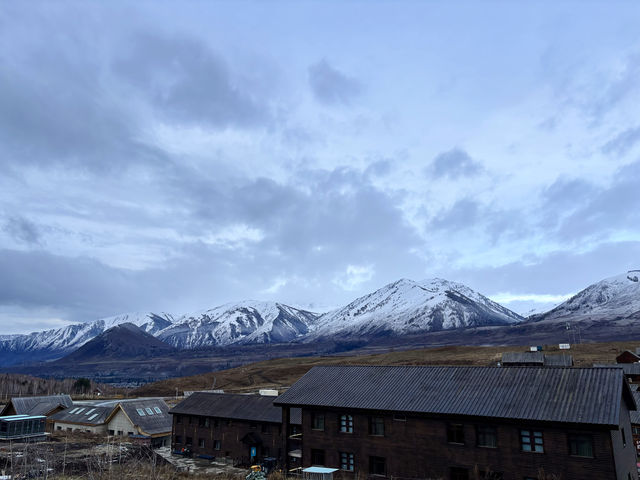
left=1, top=345, right=640, bottom=480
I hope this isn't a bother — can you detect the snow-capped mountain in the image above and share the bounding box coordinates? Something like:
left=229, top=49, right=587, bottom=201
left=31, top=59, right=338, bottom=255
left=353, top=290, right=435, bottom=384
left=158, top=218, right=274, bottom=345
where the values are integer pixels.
left=157, top=301, right=319, bottom=348
left=307, top=278, right=523, bottom=340
left=0, top=312, right=174, bottom=365
left=530, top=271, right=640, bottom=322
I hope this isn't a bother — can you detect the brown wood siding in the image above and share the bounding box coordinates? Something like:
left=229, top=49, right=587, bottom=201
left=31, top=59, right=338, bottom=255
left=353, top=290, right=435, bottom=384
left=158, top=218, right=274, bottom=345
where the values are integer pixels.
left=301, top=408, right=624, bottom=480
left=172, top=414, right=284, bottom=466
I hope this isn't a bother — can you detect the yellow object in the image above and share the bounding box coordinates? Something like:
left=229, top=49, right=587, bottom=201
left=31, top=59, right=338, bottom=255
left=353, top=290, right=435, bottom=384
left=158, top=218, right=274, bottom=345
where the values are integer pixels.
left=251, top=466, right=261, bottom=472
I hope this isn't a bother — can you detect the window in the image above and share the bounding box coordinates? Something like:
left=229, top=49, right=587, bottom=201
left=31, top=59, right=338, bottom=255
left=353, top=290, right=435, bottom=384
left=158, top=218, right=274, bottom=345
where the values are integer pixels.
left=214, top=440, right=221, bottom=450
left=136, top=408, right=146, bottom=416
left=198, top=438, right=205, bottom=448
left=175, top=435, right=182, bottom=444
left=476, top=426, right=497, bottom=448
left=369, top=416, right=384, bottom=436
left=154, top=407, right=162, bottom=414
left=393, top=414, right=406, bottom=422
left=145, top=407, right=154, bottom=415
left=88, top=413, right=99, bottom=421
left=108, top=429, right=115, bottom=435
left=449, top=467, right=469, bottom=480
left=128, top=431, right=133, bottom=436
left=568, top=434, right=593, bottom=457
left=117, top=430, right=123, bottom=435
left=447, top=423, right=465, bottom=444
left=622, top=427, right=627, bottom=447
left=186, top=436, right=192, bottom=445
left=520, top=430, right=544, bottom=453
left=205, top=418, right=210, bottom=427
left=340, top=452, right=355, bottom=471
left=312, top=413, right=325, bottom=431
left=369, top=456, right=386, bottom=476
left=85, top=408, right=96, bottom=416
left=340, top=414, right=354, bottom=433
left=57, top=426, right=62, bottom=431
left=176, top=415, right=182, bottom=424
left=311, top=449, right=325, bottom=466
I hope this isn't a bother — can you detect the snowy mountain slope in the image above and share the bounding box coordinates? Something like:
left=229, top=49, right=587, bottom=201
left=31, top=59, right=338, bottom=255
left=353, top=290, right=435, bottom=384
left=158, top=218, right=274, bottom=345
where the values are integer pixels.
left=157, top=301, right=319, bottom=348
left=0, top=312, right=174, bottom=365
left=306, top=278, right=523, bottom=340
left=530, top=271, right=640, bottom=322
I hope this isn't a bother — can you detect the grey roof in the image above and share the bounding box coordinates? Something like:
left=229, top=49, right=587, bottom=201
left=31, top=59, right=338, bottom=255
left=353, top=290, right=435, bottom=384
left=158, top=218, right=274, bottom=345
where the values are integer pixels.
left=2, top=395, right=73, bottom=416
left=542, top=354, right=574, bottom=367
left=50, top=405, right=113, bottom=425
left=274, top=365, right=633, bottom=427
left=595, top=363, right=640, bottom=375
left=501, top=352, right=544, bottom=365
left=170, top=392, right=302, bottom=425
left=501, top=352, right=573, bottom=367
left=115, top=399, right=172, bottom=436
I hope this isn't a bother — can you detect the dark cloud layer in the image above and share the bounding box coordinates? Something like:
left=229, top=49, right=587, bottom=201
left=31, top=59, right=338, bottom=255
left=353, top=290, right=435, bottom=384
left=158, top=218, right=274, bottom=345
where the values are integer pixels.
left=2, top=217, right=41, bottom=245
left=115, top=33, right=270, bottom=128
left=308, top=59, right=362, bottom=106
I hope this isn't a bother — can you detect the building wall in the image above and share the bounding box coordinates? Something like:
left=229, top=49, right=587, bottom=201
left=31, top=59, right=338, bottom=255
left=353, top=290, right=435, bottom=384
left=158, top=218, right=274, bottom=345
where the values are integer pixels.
left=53, top=421, right=107, bottom=434
left=107, top=409, right=136, bottom=436
left=300, top=408, right=627, bottom=480
left=610, top=397, right=638, bottom=480
left=172, top=413, right=284, bottom=465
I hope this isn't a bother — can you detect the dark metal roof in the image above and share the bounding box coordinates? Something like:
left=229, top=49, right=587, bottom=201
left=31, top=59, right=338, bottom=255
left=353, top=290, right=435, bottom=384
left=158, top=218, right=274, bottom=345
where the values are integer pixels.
left=1, top=395, right=73, bottom=416
left=501, top=352, right=544, bottom=365
left=542, top=354, right=574, bottom=367
left=115, top=399, right=172, bottom=436
left=596, top=363, right=640, bottom=375
left=502, top=352, right=573, bottom=367
left=274, top=365, right=629, bottom=427
left=50, top=405, right=113, bottom=425
left=169, top=392, right=302, bottom=425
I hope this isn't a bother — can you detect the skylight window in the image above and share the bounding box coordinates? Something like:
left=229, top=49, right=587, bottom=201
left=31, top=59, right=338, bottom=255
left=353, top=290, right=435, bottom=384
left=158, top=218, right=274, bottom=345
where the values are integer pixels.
left=84, top=408, right=96, bottom=416
left=145, top=408, right=154, bottom=415
left=75, top=408, right=85, bottom=414
left=88, top=413, right=99, bottom=421
left=136, top=408, right=146, bottom=416
left=153, top=407, right=162, bottom=414
left=68, top=408, right=79, bottom=414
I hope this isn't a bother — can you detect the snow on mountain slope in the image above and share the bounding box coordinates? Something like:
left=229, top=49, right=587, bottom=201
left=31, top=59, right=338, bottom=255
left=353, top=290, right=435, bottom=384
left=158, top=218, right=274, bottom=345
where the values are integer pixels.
left=157, top=301, right=319, bottom=348
left=530, top=271, right=640, bottom=322
left=0, top=312, right=174, bottom=365
left=307, top=278, right=523, bottom=340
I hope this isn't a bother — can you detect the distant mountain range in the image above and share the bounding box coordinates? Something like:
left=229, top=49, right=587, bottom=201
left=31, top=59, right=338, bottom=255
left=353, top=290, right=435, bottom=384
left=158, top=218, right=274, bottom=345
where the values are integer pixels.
left=1, top=271, right=639, bottom=368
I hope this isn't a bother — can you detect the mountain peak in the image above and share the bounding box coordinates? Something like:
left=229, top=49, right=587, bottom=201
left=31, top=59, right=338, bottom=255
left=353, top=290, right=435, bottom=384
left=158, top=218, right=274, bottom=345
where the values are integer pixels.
left=307, top=277, right=522, bottom=340
left=531, top=270, right=640, bottom=322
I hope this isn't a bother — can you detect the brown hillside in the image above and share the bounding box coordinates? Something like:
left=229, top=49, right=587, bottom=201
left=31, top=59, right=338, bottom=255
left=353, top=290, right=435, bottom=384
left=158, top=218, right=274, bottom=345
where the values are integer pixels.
left=132, top=341, right=636, bottom=396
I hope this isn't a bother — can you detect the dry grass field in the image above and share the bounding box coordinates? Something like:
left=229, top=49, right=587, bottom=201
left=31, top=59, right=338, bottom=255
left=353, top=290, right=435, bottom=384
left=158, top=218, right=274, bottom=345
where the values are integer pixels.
left=134, top=340, right=637, bottom=396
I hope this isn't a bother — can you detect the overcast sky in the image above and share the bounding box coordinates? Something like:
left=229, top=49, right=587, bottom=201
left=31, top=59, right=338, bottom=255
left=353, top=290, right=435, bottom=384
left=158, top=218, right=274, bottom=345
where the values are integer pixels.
left=1, top=1, right=640, bottom=334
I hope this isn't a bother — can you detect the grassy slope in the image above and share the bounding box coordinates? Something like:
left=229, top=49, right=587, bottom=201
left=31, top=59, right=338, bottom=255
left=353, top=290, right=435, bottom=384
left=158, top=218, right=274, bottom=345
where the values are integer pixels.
left=133, top=341, right=636, bottom=396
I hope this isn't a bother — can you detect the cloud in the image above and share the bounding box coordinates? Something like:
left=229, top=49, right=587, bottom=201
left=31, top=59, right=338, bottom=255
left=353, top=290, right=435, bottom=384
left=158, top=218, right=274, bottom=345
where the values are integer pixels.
left=308, top=59, right=362, bottom=106
left=333, top=264, right=375, bottom=291
left=3, top=216, right=41, bottom=245
left=114, top=32, right=270, bottom=128
left=428, top=148, right=482, bottom=179
left=601, top=126, right=640, bottom=157
left=430, top=199, right=480, bottom=231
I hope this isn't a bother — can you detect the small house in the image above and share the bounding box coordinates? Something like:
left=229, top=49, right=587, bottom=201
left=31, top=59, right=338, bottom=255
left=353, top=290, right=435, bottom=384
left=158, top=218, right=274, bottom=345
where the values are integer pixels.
left=50, top=405, right=113, bottom=434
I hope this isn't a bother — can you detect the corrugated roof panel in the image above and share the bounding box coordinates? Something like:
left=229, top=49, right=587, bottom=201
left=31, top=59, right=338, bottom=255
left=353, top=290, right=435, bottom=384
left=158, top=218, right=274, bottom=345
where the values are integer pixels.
left=275, top=366, right=626, bottom=427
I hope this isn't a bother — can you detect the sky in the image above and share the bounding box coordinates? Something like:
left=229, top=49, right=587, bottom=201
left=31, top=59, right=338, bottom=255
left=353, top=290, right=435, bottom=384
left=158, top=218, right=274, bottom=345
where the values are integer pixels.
left=1, top=1, right=640, bottom=334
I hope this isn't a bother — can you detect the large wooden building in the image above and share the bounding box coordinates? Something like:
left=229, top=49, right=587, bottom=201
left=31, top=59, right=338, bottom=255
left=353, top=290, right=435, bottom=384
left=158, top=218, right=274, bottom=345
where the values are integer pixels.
left=275, top=365, right=638, bottom=480
left=169, top=392, right=301, bottom=467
